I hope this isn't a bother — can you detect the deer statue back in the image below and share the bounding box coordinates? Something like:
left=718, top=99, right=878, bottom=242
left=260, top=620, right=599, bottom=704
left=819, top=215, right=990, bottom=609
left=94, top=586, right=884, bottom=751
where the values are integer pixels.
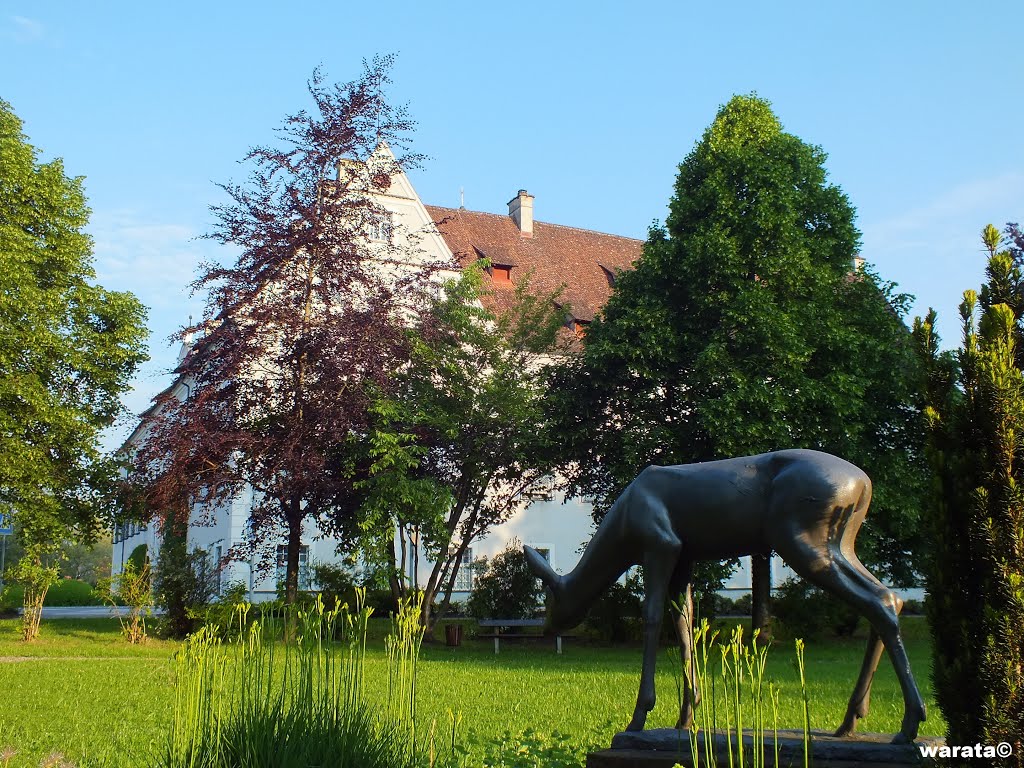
left=524, top=449, right=926, bottom=743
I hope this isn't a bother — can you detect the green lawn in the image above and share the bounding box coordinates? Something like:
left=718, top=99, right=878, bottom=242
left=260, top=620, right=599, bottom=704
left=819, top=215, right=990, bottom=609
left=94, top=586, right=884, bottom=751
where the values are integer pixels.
left=0, top=616, right=943, bottom=767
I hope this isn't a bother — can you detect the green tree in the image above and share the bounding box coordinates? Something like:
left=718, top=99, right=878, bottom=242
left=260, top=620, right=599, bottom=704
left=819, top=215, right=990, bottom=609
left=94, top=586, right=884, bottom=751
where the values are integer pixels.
left=0, top=100, right=148, bottom=636
left=359, top=263, right=565, bottom=630
left=552, top=95, right=925, bottom=628
left=914, top=225, right=1024, bottom=763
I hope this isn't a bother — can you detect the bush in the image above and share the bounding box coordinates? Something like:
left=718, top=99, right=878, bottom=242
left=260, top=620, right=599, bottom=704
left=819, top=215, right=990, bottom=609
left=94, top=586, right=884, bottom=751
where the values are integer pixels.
left=98, top=560, right=153, bottom=643
left=9, top=548, right=61, bottom=641
left=772, top=577, right=860, bottom=640
left=0, top=579, right=104, bottom=608
left=902, top=598, right=924, bottom=616
left=45, top=579, right=104, bottom=606
left=0, top=584, right=19, bottom=617
left=466, top=540, right=542, bottom=623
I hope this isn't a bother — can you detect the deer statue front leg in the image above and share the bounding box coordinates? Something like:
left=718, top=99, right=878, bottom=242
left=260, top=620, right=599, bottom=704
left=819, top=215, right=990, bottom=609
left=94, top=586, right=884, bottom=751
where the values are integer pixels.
left=627, top=525, right=682, bottom=731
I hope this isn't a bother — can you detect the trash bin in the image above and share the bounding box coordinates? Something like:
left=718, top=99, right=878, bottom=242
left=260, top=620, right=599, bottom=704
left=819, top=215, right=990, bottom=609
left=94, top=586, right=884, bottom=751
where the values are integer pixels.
left=445, top=623, right=463, bottom=647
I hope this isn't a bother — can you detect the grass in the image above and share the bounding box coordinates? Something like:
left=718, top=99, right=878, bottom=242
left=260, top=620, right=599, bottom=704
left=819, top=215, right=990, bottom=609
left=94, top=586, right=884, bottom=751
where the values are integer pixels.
left=0, top=616, right=944, bottom=768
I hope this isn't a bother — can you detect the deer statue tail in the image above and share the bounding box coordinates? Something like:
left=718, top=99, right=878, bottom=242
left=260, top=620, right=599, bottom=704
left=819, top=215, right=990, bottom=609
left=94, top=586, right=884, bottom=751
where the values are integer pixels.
left=524, top=545, right=562, bottom=596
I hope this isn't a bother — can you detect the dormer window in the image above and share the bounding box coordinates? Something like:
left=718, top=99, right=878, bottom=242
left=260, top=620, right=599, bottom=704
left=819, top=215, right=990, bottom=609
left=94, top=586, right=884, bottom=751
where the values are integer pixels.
left=491, top=264, right=512, bottom=286
left=572, top=319, right=590, bottom=339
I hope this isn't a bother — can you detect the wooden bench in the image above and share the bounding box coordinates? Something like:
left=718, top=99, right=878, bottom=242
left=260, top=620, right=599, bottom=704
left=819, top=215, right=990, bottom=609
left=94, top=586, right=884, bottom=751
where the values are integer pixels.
left=477, top=618, right=570, bottom=654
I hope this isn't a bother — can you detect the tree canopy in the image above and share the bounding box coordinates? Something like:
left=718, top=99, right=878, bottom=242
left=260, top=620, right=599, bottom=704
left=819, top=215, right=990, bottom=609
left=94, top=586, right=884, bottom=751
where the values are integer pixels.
left=129, top=58, right=442, bottom=606
left=551, top=94, right=925, bottom=591
left=0, top=99, right=148, bottom=552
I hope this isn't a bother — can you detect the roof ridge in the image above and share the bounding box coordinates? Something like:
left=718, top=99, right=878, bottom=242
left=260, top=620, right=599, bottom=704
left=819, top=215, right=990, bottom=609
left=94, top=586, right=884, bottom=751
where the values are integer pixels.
left=424, top=204, right=643, bottom=243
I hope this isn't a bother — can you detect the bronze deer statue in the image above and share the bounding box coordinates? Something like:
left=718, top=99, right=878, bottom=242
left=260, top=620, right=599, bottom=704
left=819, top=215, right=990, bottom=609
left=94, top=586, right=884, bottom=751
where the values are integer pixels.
left=524, top=449, right=926, bottom=743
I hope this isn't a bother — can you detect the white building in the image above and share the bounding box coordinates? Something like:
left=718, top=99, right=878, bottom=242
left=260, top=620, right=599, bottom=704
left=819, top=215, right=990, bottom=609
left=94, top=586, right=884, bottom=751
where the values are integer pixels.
left=114, top=156, right=800, bottom=603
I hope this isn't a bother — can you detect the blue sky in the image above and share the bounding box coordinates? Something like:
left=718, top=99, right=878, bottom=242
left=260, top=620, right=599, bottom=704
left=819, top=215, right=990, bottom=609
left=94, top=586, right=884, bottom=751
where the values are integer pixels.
left=2, top=2, right=1022, bottom=447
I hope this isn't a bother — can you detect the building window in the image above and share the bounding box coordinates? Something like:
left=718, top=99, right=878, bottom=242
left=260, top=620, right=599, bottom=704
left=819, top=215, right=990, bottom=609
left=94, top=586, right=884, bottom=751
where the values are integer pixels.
left=214, top=545, right=223, bottom=596
left=491, top=265, right=512, bottom=285
left=114, top=521, right=148, bottom=543
left=453, top=548, right=475, bottom=592
left=368, top=215, right=393, bottom=243
left=276, top=544, right=311, bottom=590
left=573, top=319, right=590, bottom=339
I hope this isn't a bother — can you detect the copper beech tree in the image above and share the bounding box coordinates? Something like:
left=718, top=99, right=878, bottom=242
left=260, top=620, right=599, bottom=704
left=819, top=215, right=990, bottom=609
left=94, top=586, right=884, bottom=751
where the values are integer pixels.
left=131, top=58, right=445, bottom=607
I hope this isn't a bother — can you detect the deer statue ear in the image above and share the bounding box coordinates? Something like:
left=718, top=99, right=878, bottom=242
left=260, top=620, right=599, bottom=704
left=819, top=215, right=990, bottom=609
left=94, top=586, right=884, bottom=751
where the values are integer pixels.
left=524, top=545, right=559, bottom=590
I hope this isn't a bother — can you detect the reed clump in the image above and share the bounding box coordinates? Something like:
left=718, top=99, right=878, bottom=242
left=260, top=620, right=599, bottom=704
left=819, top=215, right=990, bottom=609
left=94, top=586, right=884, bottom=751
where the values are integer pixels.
left=163, top=590, right=456, bottom=768
left=676, top=619, right=811, bottom=768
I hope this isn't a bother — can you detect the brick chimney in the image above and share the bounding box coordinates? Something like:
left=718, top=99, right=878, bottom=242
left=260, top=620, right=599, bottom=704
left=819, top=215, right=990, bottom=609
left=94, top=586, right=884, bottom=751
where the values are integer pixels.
left=508, top=189, right=534, bottom=237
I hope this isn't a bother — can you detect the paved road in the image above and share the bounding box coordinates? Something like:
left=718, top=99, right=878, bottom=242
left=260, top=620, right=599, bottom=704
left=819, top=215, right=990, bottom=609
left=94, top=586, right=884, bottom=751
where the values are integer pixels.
left=30, top=606, right=165, bottom=619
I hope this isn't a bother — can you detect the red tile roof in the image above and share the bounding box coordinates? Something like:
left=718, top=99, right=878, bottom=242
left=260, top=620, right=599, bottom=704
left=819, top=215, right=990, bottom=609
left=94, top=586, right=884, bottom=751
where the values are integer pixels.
left=425, top=205, right=643, bottom=323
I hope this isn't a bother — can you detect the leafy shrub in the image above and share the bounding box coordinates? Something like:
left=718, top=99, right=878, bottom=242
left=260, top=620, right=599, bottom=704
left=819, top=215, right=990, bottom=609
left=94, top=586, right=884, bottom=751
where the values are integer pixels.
left=772, top=577, right=860, bottom=640
left=97, top=560, right=153, bottom=643
left=583, top=572, right=642, bottom=642
left=363, top=586, right=398, bottom=618
left=312, top=562, right=359, bottom=608
left=466, top=540, right=542, bottom=622
left=727, top=592, right=753, bottom=615
left=9, top=547, right=61, bottom=640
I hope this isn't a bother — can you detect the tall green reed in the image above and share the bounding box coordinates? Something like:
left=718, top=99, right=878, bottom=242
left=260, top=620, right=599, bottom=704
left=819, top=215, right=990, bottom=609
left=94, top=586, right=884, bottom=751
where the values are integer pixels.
left=674, top=619, right=809, bottom=768
left=795, top=638, right=810, bottom=768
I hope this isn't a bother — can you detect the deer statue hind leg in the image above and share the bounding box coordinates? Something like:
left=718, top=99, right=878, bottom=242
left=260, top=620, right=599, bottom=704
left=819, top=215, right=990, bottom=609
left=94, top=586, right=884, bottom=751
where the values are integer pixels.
left=668, top=560, right=699, bottom=730
left=833, top=553, right=908, bottom=738
left=773, top=521, right=926, bottom=744
left=626, top=508, right=683, bottom=732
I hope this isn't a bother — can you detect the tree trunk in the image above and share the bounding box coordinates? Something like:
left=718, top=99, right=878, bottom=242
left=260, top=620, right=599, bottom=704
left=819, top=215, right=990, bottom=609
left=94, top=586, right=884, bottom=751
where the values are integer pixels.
left=387, top=537, right=405, bottom=604
left=751, top=553, right=772, bottom=640
left=283, top=496, right=303, bottom=642
left=429, top=535, right=473, bottom=634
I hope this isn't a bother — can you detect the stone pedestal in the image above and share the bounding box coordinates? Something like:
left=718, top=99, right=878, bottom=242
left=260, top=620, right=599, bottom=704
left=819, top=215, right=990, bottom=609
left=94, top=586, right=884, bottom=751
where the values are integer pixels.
left=586, top=728, right=945, bottom=767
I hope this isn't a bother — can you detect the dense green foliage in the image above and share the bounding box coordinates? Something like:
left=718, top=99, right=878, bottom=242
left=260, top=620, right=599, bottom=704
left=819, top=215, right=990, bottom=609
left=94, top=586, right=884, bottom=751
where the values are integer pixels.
left=914, top=224, right=1024, bottom=763
left=0, top=99, right=147, bottom=614
left=466, top=541, right=544, bottom=622
left=552, top=94, right=925, bottom=592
